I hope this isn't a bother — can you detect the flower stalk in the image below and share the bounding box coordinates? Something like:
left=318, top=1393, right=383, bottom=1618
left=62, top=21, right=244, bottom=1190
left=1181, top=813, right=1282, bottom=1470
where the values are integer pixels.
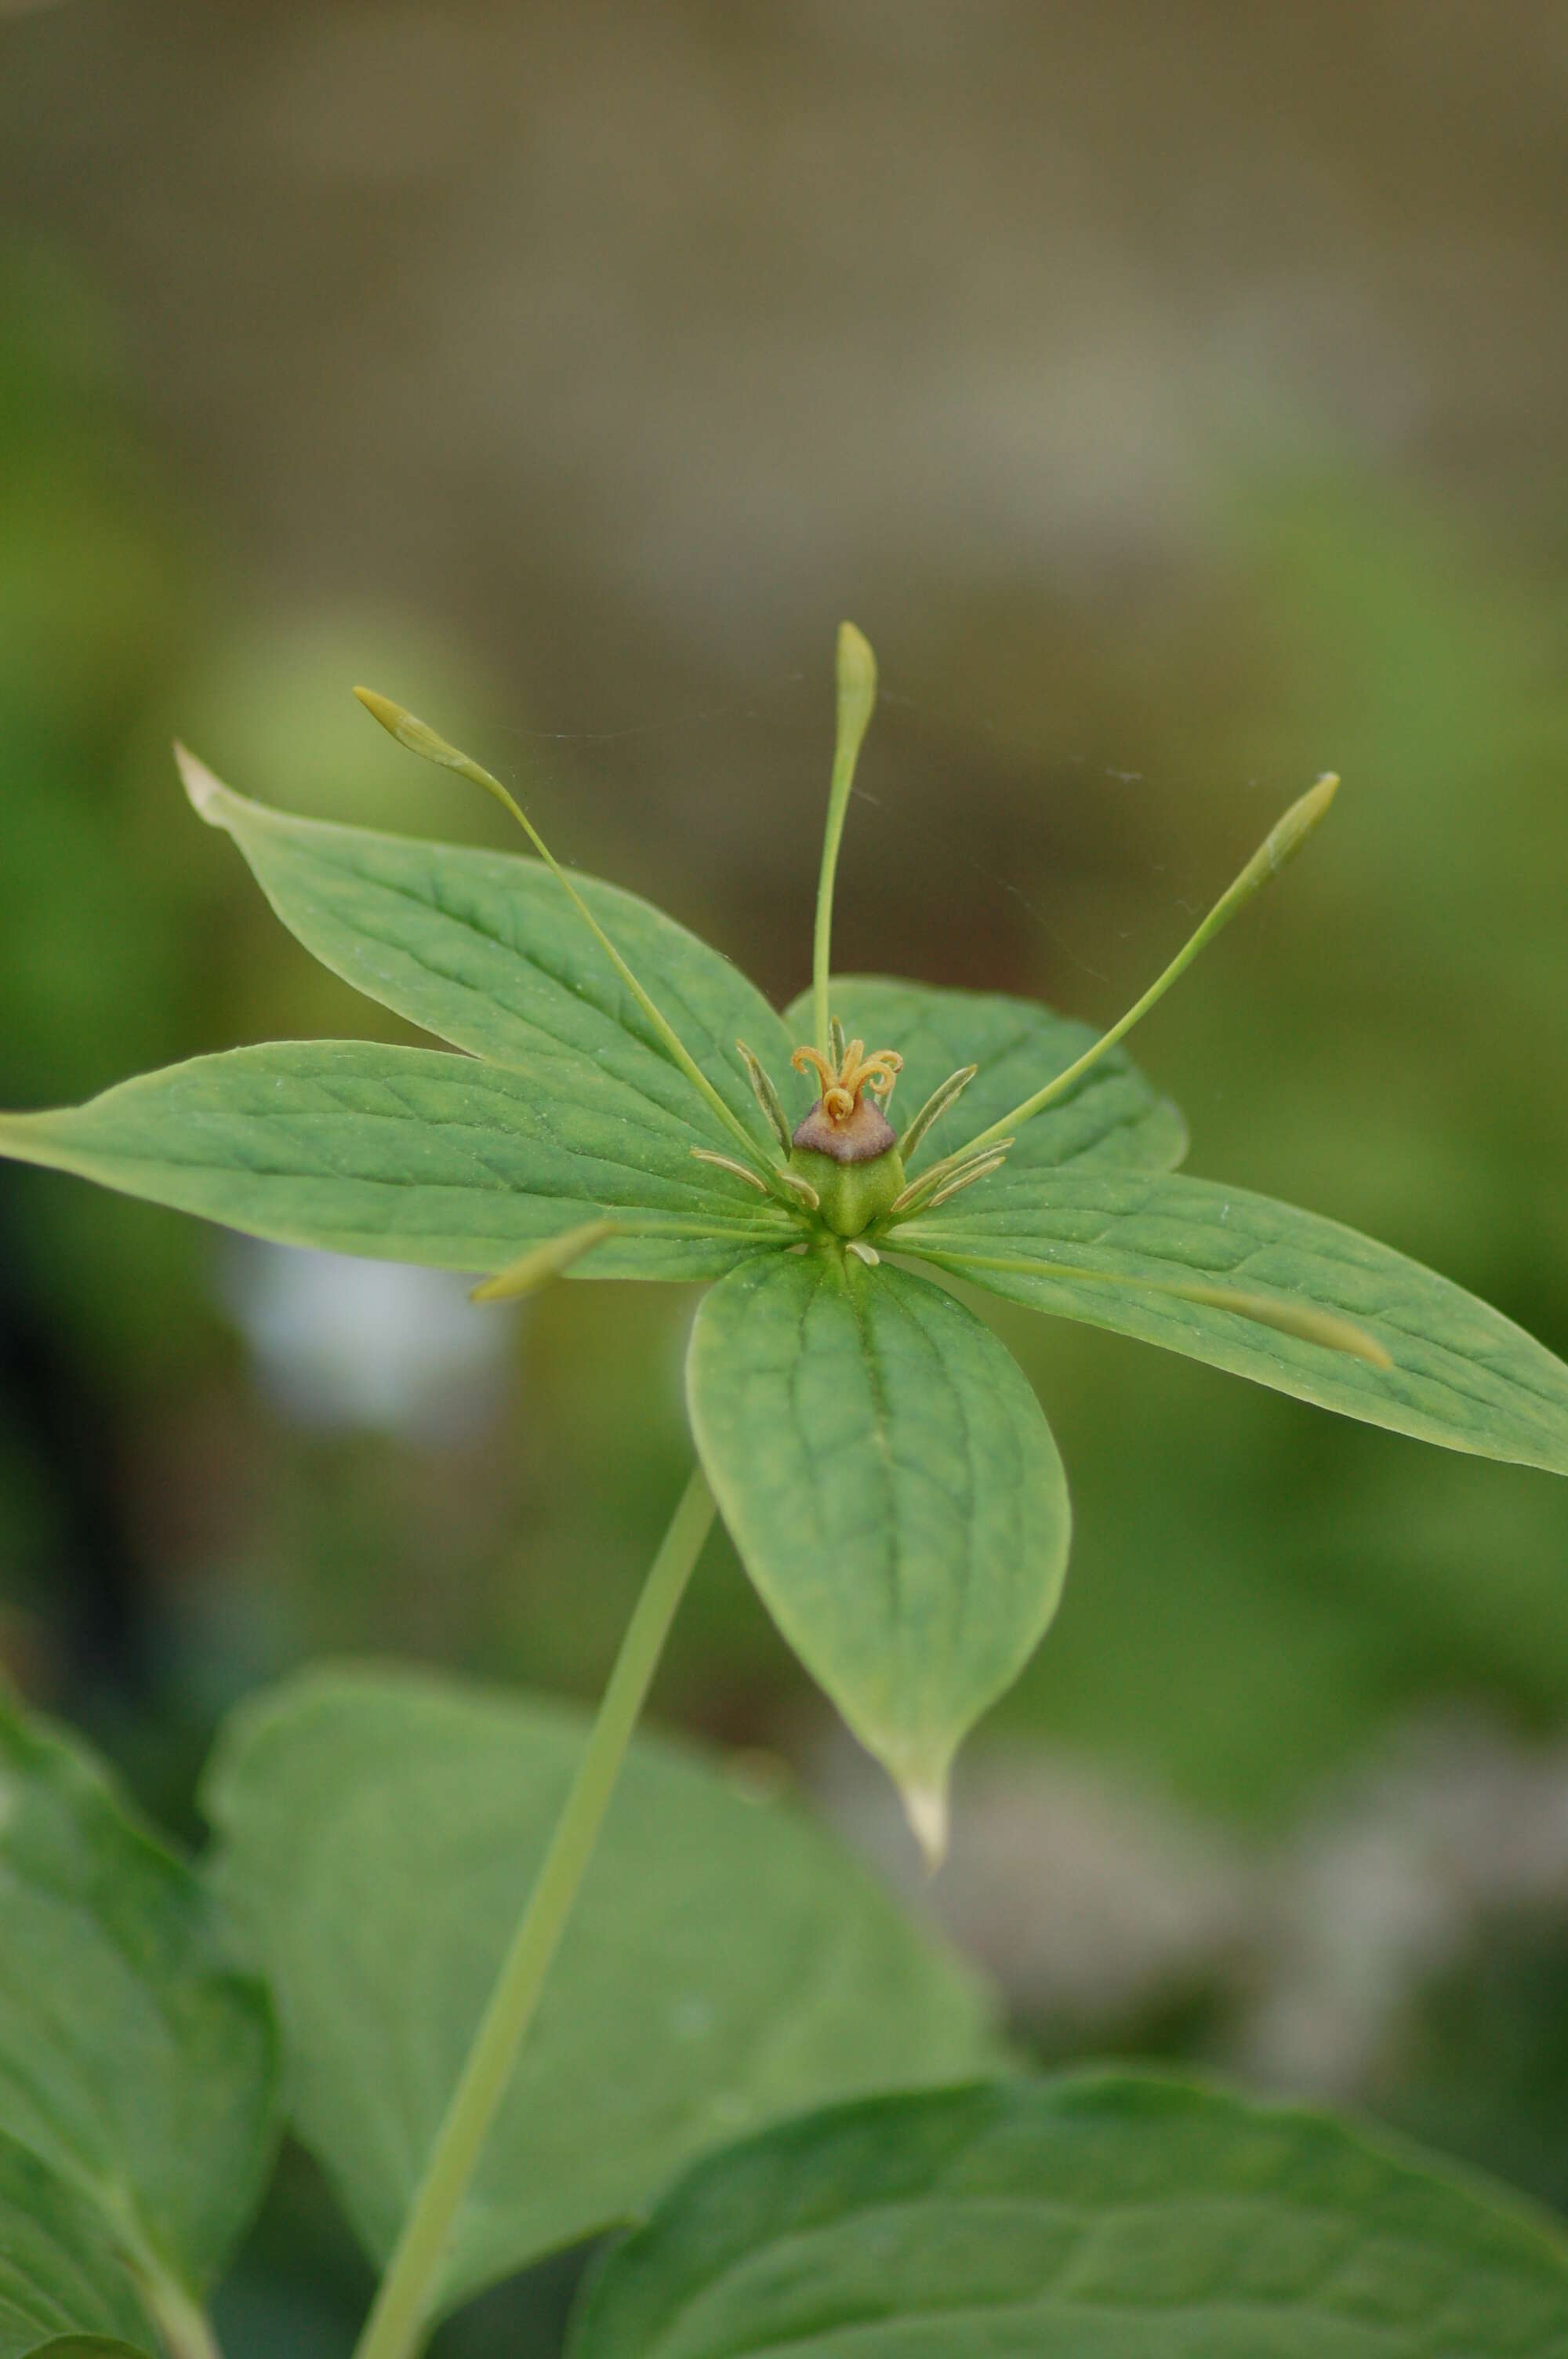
left=351, top=1468, right=717, bottom=2359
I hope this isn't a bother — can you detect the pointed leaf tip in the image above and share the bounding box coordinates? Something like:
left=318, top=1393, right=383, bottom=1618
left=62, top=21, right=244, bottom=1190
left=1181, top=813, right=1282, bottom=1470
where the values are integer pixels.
left=902, top=1777, right=950, bottom=1873
left=688, top=1255, right=1070, bottom=1824
left=172, top=742, right=227, bottom=823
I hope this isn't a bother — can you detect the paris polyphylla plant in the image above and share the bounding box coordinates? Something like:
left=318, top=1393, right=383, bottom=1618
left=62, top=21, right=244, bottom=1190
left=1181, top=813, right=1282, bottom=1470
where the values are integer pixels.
left=5, top=623, right=1568, bottom=2359
left=4, top=625, right=1567, bottom=1868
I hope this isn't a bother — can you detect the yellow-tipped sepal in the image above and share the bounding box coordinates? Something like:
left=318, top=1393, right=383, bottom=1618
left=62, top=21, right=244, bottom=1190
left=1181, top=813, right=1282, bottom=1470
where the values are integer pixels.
left=835, top=622, right=877, bottom=760
left=353, top=688, right=472, bottom=772
left=939, top=769, right=1345, bottom=1168
left=1232, top=772, right=1340, bottom=903
left=811, top=624, right=881, bottom=1058
left=471, top=1219, right=619, bottom=1303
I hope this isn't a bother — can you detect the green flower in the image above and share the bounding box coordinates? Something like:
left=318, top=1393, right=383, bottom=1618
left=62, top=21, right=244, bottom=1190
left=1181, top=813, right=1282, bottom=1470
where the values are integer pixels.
left=5, top=625, right=1566, bottom=1858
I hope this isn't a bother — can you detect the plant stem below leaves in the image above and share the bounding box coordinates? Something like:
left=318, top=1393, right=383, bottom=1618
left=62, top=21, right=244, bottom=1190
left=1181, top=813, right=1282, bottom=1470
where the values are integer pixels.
left=141, top=2266, right=223, bottom=2359
left=350, top=1466, right=717, bottom=2359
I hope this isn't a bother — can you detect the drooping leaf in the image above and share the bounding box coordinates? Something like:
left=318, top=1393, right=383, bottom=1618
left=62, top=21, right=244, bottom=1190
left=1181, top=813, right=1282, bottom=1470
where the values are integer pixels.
left=0, top=1042, right=793, bottom=1284
left=568, top=2072, right=1568, bottom=2358
left=0, top=1703, right=278, bottom=2339
left=785, top=977, right=1187, bottom=1175
left=201, top=1667, right=1000, bottom=2319
left=0, top=2132, right=158, bottom=2359
left=186, top=759, right=801, bottom=1154
left=686, top=1251, right=1070, bottom=1851
left=898, top=1169, right=1568, bottom=1475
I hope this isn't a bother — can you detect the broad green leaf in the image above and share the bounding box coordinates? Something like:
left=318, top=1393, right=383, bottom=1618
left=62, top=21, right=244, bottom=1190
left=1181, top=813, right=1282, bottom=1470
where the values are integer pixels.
left=187, top=761, right=801, bottom=1154
left=568, top=2072, right=1568, bottom=2358
left=899, top=1169, right=1568, bottom=1475
left=0, top=1043, right=793, bottom=1285
left=30, top=2346, right=154, bottom=2357
left=686, top=1251, right=1070, bottom=1852
left=201, top=1667, right=1000, bottom=2317
left=785, top=977, right=1187, bottom=1174
left=0, top=1703, right=278, bottom=2337
left=29, top=2347, right=151, bottom=2357
left=0, top=2132, right=158, bottom=2359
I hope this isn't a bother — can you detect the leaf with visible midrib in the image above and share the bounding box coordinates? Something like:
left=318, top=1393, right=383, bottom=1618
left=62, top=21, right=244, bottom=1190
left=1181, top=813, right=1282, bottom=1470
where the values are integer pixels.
left=786, top=978, right=1187, bottom=1174
left=686, top=1250, right=1070, bottom=1845
left=568, top=2073, right=1568, bottom=2358
left=0, top=2132, right=158, bottom=2359
left=201, top=1667, right=1001, bottom=2320
left=900, top=1167, right=1568, bottom=1474
left=0, top=1041, right=794, bottom=1282
left=0, top=1705, right=278, bottom=2354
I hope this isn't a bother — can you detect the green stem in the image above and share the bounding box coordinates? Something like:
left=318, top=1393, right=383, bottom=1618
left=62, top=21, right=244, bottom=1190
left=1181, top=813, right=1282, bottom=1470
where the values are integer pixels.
left=812, top=623, right=879, bottom=1059
left=140, top=2266, right=222, bottom=2359
left=351, top=1466, right=717, bottom=2359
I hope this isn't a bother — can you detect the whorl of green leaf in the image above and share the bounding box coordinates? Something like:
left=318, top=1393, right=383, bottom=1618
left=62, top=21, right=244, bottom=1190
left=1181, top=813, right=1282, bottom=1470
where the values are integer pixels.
left=687, top=1250, right=1071, bottom=1861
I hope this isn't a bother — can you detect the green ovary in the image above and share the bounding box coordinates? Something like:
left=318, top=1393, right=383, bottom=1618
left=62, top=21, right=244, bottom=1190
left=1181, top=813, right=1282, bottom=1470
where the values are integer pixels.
left=789, top=1143, right=906, bottom=1238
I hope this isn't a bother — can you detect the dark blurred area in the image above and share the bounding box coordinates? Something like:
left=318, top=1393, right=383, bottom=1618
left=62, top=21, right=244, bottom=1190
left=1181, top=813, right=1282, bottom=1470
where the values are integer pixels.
left=2, top=4, right=1566, bottom=2349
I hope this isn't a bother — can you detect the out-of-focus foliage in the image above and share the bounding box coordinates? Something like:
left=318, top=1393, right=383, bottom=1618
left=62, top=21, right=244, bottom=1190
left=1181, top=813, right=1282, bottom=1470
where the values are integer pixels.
left=205, top=1667, right=998, bottom=2315
left=0, top=1699, right=279, bottom=2343
left=568, top=2076, right=1568, bottom=2359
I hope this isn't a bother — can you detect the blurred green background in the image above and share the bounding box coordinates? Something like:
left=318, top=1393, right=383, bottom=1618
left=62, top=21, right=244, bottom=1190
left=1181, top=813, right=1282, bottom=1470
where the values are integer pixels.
left=2, top=4, right=1566, bottom=2350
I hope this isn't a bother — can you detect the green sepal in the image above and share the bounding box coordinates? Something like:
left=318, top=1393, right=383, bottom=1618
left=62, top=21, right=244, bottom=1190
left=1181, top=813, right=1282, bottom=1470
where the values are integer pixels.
left=900, top=1167, right=1568, bottom=1475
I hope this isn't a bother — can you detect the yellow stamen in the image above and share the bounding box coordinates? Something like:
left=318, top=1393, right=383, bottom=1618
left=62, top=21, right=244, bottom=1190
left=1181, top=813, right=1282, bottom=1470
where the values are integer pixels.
left=791, top=1038, right=903, bottom=1126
